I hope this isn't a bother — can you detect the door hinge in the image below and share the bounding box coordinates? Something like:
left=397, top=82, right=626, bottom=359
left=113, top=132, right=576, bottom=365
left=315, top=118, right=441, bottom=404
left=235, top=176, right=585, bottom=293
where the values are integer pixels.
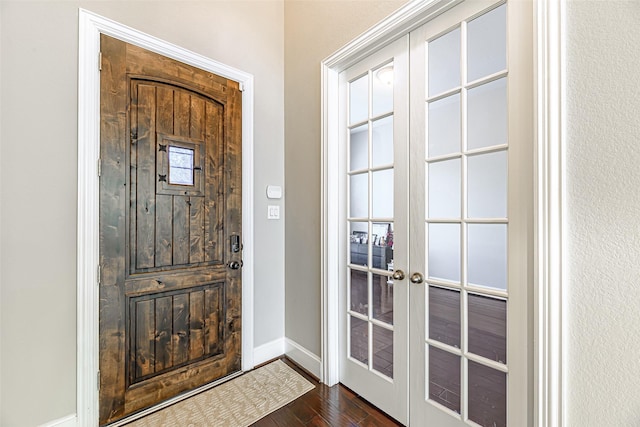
left=97, top=265, right=101, bottom=286
left=99, top=51, right=102, bottom=71
left=98, top=158, right=102, bottom=177
left=97, top=370, right=100, bottom=391
left=238, top=82, right=245, bottom=92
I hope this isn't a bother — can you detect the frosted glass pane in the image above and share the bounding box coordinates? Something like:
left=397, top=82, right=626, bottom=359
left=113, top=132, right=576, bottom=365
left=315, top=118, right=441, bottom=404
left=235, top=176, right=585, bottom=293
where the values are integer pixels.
left=467, top=4, right=507, bottom=82
left=373, top=62, right=394, bottom=116
left=428, top=158, right=461, bottom=219
left=468, top=78, right=507, bottom=150
left=467, top=151, right=507, bottom=218
left=468, top=294, right=506, bottom=363
left=350, top=173, right=368, bottom=218
left=168, top=146, right=194, bottom=186
left=372, top=116, right=393, bottom=167
left=428, top=93, right=460, bottom=157
left=467, top=224, right=507, bottom=290
left=428, top=224, right=460, bottom=282
left=428, top=28, right=461, bottom=96
left=429, top=286, right=460, bottom=348
left=350, top=125, right=368, bottom=171
left=429, top=346, right=461, bottom=413
left=372, top=169, right=393, bottom=218
left=468, top=362, right=506, bottom=427
left=350, top=75, right=368, bottom=124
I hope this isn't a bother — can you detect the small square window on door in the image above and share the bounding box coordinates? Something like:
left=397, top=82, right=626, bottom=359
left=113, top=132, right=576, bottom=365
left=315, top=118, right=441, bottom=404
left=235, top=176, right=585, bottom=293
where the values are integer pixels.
left=156, top=133, right=205, bottom=196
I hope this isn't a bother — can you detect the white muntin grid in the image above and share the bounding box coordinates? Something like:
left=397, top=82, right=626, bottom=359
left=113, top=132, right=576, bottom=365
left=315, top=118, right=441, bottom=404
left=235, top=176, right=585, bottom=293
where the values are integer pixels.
left=424, top=2, right=509, bottom=425
left=346, top=60, right=396, bottom=382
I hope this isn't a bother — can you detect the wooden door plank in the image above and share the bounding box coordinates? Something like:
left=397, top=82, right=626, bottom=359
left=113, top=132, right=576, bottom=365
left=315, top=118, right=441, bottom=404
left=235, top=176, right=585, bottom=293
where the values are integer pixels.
left=204, top=286, right=221, bottom=355
left=173, top=196, right=190, bottom=265
left=189, top=197, right=205, bottom=263
left=155, top=296, right=173, bottom=371
left=175, top=91, right=191, bottom=138
left=204, top=102, right=223, bottom=263
left=99, top=34, right=128, bottom=424
left=135, top=84, right=157, bottom=269
left=156, top=86, right=174, bottom=134
left=135, top=299, right=155, bottom=378
left=172, top=293, right=190, bottom=366
left=189, top=290, right=205, bottom=360
left=155, top=194, right=173, bottom=267
left=223, top=84, right=243, bottom=369
left=190, top=97, right=205, bottom=140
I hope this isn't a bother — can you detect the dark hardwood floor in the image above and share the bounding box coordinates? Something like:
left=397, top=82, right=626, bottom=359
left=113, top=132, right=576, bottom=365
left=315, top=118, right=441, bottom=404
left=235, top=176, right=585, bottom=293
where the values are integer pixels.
left=252, top=358, right=403, bottom=426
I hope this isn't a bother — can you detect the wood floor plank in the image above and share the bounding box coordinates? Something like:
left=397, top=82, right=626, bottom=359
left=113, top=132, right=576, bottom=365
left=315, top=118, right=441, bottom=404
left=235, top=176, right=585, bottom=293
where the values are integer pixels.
left=256, top=357, right=403, bottom=427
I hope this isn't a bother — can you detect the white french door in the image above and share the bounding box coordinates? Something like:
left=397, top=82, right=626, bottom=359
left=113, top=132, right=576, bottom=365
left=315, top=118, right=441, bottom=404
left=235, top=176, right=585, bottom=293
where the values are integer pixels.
left=338, top=1, right=533, bottom=426
left=339, top=36, right=410, bottom=424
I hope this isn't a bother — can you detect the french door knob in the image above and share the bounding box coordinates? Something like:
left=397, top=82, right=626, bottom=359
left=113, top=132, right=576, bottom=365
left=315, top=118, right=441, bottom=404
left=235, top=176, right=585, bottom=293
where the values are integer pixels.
left=392, top=269, right=405, bottom=281
left=410, top=272, right=424, bottom=284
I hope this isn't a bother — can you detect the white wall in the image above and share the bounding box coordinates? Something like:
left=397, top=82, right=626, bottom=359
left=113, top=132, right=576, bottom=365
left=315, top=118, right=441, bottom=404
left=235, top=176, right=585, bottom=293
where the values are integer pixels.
left=0, top=1, right=284, bottom=426
left=565, top=1, right=640, bottom=425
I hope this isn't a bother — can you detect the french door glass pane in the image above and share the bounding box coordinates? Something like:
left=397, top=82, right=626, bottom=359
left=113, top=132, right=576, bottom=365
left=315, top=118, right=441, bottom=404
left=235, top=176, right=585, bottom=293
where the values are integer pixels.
left=428, top=346, right=461, bottom=413
left=467, top=224, right=507, bottom=290
left=350, top=222, right=368, bottom=267
left=350, top=125, right=369, bottom=171
left=350, top=74, right=369, bottom=124
left=429, top=286, right=460, bottom=348
left=467, top=78, right=507, bottom=150
left=428, top=223, right=461, bottom=283
left=468, top=293, right=507, bottom=363
left=350, top=269, right=368, bottom=315
left=350, top=316, right=369, bottom=365
left=372, top=62, right=394, bottom=116
left=372, top=169, right=394, bottom=218
left=350, top=173, right=368, bottom=218
left=428, top=158, right=461, bottom=218
left=372, top=325, right=394, bottom=379
left=467, top=151, right=507, bottom=218
left=428, top=28, right=461, bottom=97
left=372, top=116, right=394, bottom=167
left=467, top=4, right=507, bottom=82
left=428, top=93, right=460, bottom=157
left=468, top=361, right=506, bottom=427
left=373, top=272, right=393, bottom=325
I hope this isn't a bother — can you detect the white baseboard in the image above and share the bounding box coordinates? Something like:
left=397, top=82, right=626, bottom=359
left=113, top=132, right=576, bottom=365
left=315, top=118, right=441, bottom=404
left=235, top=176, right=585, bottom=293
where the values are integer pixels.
left=285, top=338, right=322, bottom=380
left=38, top=414, right=77, bottom=427
left=253, top=337, right=285, bottom=366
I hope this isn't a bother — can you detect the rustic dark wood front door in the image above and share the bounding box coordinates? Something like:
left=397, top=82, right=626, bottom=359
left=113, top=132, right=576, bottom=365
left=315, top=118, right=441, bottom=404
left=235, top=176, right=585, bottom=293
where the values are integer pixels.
left=98, top=35, right=242, bottom=425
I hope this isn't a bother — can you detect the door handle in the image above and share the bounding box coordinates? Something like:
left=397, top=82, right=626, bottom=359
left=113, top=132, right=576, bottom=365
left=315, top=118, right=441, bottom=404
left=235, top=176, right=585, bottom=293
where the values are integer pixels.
left=410, top=272, right=424, bottom=284
left=227, top=260, right=243, bottom=270
left=391, top=269, right=405, bottom=281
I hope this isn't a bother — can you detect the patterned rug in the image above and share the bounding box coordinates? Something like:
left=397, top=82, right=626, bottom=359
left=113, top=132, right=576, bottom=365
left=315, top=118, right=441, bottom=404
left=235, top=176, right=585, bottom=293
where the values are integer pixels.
left=126, top=360, right=315, bottom=426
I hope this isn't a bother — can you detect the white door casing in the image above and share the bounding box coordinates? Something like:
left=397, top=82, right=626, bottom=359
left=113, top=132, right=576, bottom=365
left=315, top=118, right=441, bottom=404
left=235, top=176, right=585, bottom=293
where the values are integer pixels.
left=322, top=0, right=566, bottom=426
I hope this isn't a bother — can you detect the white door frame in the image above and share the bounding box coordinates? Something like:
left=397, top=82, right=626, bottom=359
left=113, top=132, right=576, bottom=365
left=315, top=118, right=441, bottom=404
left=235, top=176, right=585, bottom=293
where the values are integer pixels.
left=77, top=9, right=255, bottom=426
left=320, top=0, right=566, bottom=425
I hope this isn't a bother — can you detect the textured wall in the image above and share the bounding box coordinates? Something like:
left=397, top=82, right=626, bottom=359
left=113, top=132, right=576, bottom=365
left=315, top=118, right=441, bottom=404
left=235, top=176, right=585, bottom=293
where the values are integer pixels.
left=566, top=1, right=640, bottom=425
left=283, top=0, right=408, bottom=358
left=0, top=1, right=284, bottom=425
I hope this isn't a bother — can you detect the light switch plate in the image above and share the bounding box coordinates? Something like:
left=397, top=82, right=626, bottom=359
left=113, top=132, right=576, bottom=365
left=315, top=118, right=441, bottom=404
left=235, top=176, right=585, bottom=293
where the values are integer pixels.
left=267, top=205, right=280, bottom=220
left=266, top=185, right=282, bottom=199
